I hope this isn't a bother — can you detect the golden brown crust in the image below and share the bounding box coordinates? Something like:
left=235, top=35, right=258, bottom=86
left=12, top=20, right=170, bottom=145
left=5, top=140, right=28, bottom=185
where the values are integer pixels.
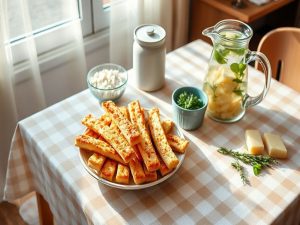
left=83, top=128, right=100, bottom=139
left=102, top=122, right=136, bottom=163
left=75, top=134, right=126, bottom=164
left=133, top=145, right=143, bottom=162
left=81, top=114, right=111, bottom=135
left=102, top=101, right=142, bottom=146
left=128, top=100, right=160, bottom=172
left=129, top=157, right=146, bottom=184
left=87, top=153, right=106, bottom=172
left=81, top=114, right=135, bottom=163
left=119, top=106, right=130, bottom=121
left=167, top=134, right=189, bottom=154
left=161, top=120, right=174, bottom=134
left=115, top=164, right=130, bottom=184
left=158, top=156, right=174, bottom=176
left=143, top=164, right=158, bottom=182
left=100, top=159, right=117, bottom=182
left=148, top=108, right=179, bottom=170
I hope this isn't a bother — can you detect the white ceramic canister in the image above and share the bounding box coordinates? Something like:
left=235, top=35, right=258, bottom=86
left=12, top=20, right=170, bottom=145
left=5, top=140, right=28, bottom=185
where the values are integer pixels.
left=133, top=24, right=166, bottom=91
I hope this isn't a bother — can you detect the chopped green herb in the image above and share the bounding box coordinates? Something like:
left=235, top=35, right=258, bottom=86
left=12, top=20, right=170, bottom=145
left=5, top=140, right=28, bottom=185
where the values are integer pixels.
left=176, top=91, right=203, bottom=110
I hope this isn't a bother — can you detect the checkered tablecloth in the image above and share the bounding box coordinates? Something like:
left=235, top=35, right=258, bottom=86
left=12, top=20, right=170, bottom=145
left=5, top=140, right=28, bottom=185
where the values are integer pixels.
left=4, top=40, right=300, bottom=225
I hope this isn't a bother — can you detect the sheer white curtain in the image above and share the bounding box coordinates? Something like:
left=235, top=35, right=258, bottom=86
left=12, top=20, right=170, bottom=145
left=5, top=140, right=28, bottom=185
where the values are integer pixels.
left=109, top=0, right=190, bottom=69
left=0, top=0, right=86, bottom=202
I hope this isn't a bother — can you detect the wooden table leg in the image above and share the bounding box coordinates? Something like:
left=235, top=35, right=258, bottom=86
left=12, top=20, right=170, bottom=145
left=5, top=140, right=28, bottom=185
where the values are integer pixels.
left=36, top=192, right=54, bottom=225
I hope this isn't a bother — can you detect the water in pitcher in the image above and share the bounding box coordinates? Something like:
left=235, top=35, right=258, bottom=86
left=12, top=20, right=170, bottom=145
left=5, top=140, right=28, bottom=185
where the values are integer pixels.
left=203, top=30, right=250, bottom=121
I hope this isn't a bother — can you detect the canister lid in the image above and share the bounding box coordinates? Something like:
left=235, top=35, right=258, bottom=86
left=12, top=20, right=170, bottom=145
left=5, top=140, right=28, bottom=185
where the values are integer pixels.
left=134, top=24, right=166, bottom=48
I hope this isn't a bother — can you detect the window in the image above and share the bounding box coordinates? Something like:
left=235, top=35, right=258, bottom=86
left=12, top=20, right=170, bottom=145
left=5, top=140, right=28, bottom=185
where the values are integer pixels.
left=8, top=0, right=110, bottom=64
left=7, top=0, right=82, bottom=42
left=92, top=0, right=110, bottom=33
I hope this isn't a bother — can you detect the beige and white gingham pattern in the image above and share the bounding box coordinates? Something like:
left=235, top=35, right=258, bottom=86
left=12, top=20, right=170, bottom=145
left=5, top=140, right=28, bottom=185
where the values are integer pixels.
left=4, top=40, right=300, bottom=225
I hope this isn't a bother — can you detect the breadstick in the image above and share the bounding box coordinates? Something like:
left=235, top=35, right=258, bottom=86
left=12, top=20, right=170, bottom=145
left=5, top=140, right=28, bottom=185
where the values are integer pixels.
left=75, top=134, right=126, bottom=164
left=167, top=134, right=189, bottom=154
left=115, top=164, right=130, bottom=184
left=128, top=100, right=160, bottom=171
left=87, top=153, right=106, bottom=172
left=148, top=108, right=179, bottom=170
left=100, top=159, right=117, bottom=182
left=102, top=101, right=142, bottom=146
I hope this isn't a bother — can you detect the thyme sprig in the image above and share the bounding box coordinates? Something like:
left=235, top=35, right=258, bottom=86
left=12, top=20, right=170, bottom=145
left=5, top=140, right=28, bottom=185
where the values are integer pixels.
left=231, top=160, right=249, bottom=185
left=218, top=147, right=278, bottom=176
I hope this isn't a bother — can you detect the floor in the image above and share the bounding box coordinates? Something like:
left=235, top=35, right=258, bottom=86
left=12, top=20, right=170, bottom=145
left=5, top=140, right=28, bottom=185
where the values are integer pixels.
left=0, top=192, right=39, bottom=225
left=0, top=201, right=28, bottom=225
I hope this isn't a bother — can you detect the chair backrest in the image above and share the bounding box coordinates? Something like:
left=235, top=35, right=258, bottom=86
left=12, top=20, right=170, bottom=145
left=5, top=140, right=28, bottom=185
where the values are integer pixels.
left=255, top=27, right=300, bottom=93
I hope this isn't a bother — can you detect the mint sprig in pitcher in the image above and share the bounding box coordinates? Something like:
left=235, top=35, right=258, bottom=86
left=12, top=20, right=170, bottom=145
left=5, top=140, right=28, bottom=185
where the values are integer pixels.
left=202, top=19, right=271, bottom=123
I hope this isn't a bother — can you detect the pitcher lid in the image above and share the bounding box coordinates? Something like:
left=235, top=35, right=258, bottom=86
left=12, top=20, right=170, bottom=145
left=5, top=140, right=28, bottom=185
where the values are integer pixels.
left=134, top=24, right=166, bottom=47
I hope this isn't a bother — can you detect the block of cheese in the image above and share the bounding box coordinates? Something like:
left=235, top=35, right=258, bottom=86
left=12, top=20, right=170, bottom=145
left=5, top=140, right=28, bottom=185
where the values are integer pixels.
left=245, top=130, right=264, bottom=155
left=263, top=133, right=287, bottom=159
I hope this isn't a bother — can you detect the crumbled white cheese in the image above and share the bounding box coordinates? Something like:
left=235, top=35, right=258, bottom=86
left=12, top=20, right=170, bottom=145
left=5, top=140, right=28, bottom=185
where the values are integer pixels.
left=89, top=69, right=126, bottom=100
left=90, top=69, right=125, bottom=89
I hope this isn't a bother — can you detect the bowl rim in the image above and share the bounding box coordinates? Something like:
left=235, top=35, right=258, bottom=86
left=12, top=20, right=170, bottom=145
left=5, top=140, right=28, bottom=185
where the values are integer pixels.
left=172, top=86, right=208, bottom=112
left=87, top=63, right=128, bottom=91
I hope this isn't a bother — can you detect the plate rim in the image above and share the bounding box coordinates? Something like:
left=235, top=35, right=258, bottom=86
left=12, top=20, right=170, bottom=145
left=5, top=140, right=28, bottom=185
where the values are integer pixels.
left=78, top=109, right=186, bottom=190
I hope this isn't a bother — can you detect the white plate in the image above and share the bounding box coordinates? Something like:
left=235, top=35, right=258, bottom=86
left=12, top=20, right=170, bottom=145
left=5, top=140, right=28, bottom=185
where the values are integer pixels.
left=79, top=110, right=186, bottom=190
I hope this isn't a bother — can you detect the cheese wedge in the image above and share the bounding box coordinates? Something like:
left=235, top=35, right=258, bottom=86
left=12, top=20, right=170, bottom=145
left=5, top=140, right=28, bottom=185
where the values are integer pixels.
left=102, top=101, right=142, bottom=146
left=245, top=130, right=264, bottom=155
left=100, top=159, right=117, bottom=182
left=115, top=164, right=130, bottom=184
left=75, top=134, right=126, bottom=164
left=128, top=100, right=160, bottom=172
left=167, top=134, right=189, bottom=154
left=263, top=133, right=287, bottom=159
left=148, top=108, right=179, bottom=169
left=87, top=153, right=106, bottom=172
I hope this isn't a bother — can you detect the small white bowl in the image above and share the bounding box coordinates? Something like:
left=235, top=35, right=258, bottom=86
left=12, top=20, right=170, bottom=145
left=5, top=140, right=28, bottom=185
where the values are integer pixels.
left=87, top=63, right=128, bottom=102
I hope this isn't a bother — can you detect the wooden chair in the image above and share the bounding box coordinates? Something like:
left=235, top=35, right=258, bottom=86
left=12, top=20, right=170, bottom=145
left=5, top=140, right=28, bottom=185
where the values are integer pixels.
left=255, top=27, right=300, bottom=93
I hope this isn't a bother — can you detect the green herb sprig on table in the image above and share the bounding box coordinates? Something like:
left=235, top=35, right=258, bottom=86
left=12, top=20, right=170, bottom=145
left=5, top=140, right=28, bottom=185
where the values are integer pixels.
left=217, top=147, right=278, bottom=184
left=231, top=160, right=249, bottom=185
left=176, top=91, right=203, bottom=110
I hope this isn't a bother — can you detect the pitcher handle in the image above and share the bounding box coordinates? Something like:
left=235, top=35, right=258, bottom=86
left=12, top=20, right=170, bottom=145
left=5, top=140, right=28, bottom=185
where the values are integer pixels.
left=243, top=51, right=272, bottom=108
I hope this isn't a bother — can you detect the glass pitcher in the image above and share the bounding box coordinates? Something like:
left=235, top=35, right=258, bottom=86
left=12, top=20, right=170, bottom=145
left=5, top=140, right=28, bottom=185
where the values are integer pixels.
left=202, top=19, right=271, bottom=123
